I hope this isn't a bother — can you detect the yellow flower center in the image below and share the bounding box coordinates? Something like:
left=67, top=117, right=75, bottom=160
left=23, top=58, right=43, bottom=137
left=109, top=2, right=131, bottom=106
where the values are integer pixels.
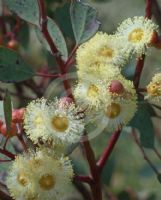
left=51, top=116, right=69, bottom=132
left=34, top=116, right=43, bottom=125
left=87, top=84, right=99, bottom=97
left=106, top=103, right=121, bottom=119
left=128, top=28, right=144, bottom=43
left=17, top=172, right=28, bottom=186
left=99, top=47, right=114, bottom=58
left=39, top=174, right=55, bottom=190
left=147, top=83, right=161, bottom=96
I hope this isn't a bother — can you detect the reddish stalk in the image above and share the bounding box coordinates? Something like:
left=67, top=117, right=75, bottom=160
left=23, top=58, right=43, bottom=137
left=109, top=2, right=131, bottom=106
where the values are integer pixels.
left=97, top=128, right=122, bottom=173
left=37, top=0, right=74, bottom=100
left=74, top=175, right=93, bottom=184
left=133, top=0, right=153, bottom=88
left=36, top=72, right=61, bottom=78
left=132, top=129, right=160, bottom=175
left=145, top=0, right=153, bottom=19
left=0, top=159, right=12, bottom=163
left=137, top=88, right=147, bottom=93
left=3, top=136, right=9, bottom=150
left=0, top=148, right=15, bottom=160
left=133, top=55, right=145, bottom=89
left=82, top=133, right=102, bottom=200
left=0, top=191, right=13, bottom=200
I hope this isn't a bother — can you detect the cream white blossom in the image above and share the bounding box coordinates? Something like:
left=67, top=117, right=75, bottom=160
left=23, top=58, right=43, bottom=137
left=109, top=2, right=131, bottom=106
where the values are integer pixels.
left=116, top=16, right=158, bottom=57
left=76, top=32, right=128, bottom=71
left=24, top=98, right=84, bottom=145
left=145, top=73, right=161, bottom=101
left=6, top=149, right=74, bottom=200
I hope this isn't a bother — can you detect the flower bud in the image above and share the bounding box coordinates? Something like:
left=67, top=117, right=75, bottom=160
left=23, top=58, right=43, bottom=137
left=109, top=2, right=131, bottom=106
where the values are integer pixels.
left=0, top=122, right=17, bottom=137
left=7, top=39, right=19, bottom=51
left=12, top=108, right=25, bottom=123
left=59, top=97, right=73, bottom=108
left=109, top=80, right=124, bottom=95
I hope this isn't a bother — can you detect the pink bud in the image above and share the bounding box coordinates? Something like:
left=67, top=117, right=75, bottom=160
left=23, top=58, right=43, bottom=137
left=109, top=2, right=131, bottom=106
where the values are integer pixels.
left=12, top=108, right=25, bottom=123
left=109, top=80, right=124, bottom=95
left=59, top=97, right=73, bottom=108
left=0, top=122, right=17, bottom=137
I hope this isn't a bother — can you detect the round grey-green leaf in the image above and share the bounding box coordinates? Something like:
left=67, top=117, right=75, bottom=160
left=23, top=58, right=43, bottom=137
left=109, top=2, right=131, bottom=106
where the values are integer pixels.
left=0, top=47, right=35, bottom=83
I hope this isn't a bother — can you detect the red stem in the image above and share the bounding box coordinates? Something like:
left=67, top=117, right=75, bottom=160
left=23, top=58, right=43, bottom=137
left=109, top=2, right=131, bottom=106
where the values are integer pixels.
left=133, top=0, right=153, bottom=88
left=82, top=133, right=102, bottom=200
left=0, top=148, right=15, bottom=160
left=0, top=191, right=13, bottom=200
left=0, top=159, right=12, bottom=163
left=133, top=55, right=145, bottom=88
left=37, top=0, right=74, bottom=100
left=145, top=0, right=152, bottom=19
left=97, top=128, right=122, bottom=173
left=132, top=129, right=160, bottom=175
left=36, top=72, right=61, bottom=78
left=74, top=175, right=93, bottom=184
left=3, top=136, right=9, bottom=150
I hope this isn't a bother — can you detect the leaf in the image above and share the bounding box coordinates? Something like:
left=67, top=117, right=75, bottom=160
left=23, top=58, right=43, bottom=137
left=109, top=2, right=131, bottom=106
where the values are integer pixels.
left=36, top=17, right=68, bottom=61
left=70, top=0, right=100, bottom=44
left=4, top=0, right=39, bottom=25
left=0, top=47, right=35, bottom=82
left=54, top=3, right=74, bottom=40
left=118, top=191, right=131, bottom=200
left=17, top=23, right=30, bottom=48
left=129, top=99, right=155, bottom=148
left=0, top=101, right=4, bottom=121
left=3, top=91, right=12, bottom=135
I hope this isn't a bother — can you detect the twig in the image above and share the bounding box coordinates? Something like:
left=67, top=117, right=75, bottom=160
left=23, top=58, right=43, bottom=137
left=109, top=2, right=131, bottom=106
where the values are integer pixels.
left=73, top=181, right=92, bottom=200
left=0, top=159, right=12, bottom=163
left=145, top=0, right=153, bottom=18
left=74, top=175, right=93, bottom=184
left=133, top=0, right=153, bottom=88
left=36, top=72, right=61, bottom=78
left=82, top=133, right=102, bottom=200
left=133, top=55, right=145, bottom=89
left=97, top=128, right=122, bottom=173
left=132, top=129, right=160, bottom=175
left=153, top=147, right=161, bottom=160
left=3, top=136, right=9, bottom=150
left=37, top=0, right=74, bottom=100
left=0, top=148, right=15, bottom=160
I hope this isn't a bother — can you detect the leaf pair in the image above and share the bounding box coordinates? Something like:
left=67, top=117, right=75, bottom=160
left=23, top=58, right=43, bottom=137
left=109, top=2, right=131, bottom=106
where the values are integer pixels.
left=1, top=0, right=100, bottom=83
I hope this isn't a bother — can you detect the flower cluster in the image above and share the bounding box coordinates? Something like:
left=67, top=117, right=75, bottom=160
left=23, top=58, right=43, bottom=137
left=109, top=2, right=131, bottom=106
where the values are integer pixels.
left=75, top=16, right=157, bottom=130
left=6, top=98, right=84, bottom=200
left=74, top=16, right=158, bottom=130
left=6, top=16, right=158, bottom=200
left=7, top=149, right=73, bottom=200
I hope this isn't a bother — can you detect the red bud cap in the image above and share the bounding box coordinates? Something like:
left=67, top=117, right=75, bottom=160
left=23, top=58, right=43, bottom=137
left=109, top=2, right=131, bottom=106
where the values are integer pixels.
left=7, top=39, right=19, bottom=51
left=59, top=97, right=73, bottom=108
left=12, top=108, right=25, bottom=123
left=109, top=80, right=124, bottom=94
left=0, top=122, right=17, bottom=137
